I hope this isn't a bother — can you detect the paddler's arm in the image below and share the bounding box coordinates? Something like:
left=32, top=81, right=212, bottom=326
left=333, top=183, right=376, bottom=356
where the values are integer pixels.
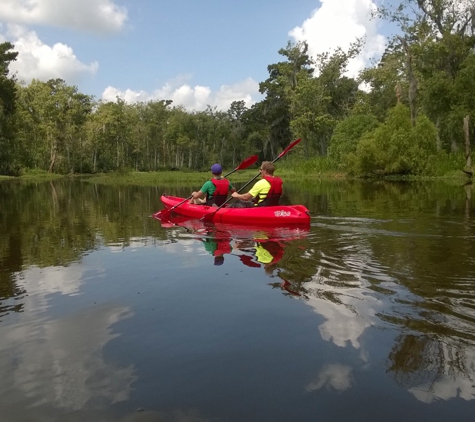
left=191, top=190, right=205, bottom=199
left=191, top=181, right=210, bottom=199
left=232, top=192, right=252, bottom=201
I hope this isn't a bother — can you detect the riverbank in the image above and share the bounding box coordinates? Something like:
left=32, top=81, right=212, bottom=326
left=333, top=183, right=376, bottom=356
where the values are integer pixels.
left=1, top=166, right=470, bottom=186
left=82, top=170, right=316, bottom=186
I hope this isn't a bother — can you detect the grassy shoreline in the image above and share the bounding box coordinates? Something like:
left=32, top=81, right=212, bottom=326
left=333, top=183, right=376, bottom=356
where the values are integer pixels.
left=1, top=167, right=470, bottom=186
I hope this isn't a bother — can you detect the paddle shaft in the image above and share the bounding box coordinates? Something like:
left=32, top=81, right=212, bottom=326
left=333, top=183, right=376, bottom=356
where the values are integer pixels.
left=202, top=138, right=302, bottom=218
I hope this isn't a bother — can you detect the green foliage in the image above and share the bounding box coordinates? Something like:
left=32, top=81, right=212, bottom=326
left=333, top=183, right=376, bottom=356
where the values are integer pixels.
left=260, top=41, right=313, bottom=155
left=327, top=113, right=379, bottom=167
left=278, top=155, right=337, bottom=176
left=0, top=42, right=19, bottom=175
left=290, top=43, right=360, bottom=157
left=348, top=104, right=439, bottom=176
left=20, top=168, right=64, bottom=180
left=358, top=50, right=401, bottom=119
left=84, top=169, right=259, bottom=186
left=0, top=42, right=17, bottom=115
left=375, top=0, right=475, bottom=154
left=422, top=151, right=466, bottom=177
left=15, top=79, right=93, bottom=174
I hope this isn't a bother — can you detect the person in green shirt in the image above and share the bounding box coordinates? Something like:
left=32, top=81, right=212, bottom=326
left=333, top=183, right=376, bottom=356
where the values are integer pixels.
left=190, top=163, right=236, bottom=206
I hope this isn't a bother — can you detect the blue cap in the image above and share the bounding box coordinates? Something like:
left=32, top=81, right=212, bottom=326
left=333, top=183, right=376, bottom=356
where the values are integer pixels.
left=210, top=163, right=222, bottom=174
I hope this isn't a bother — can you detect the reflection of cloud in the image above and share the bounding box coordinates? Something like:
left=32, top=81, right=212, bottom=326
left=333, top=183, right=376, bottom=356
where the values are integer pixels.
left=407, top=344, right=475, bottom=403
left=0, top=260, right=136, bottom=414
left=305, top=278, right=380, bottom=350
left=409, top=374, right=475, bottom=403
left=21, top=264, right=84, bottom=296
left=318, top=304, right=373, bottom=349
left=306, top=364, right=353, bottom=392
left=1, top=304, right=135, bottom=411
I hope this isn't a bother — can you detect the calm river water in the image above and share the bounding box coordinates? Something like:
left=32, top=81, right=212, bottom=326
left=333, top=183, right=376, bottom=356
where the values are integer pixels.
left=0, top=178, right=474, bottom=422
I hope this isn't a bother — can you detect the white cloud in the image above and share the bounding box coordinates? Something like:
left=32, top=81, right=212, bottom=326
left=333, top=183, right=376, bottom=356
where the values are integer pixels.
left=215, top=78, right=260, bottom=110
left=289, top=0, right=386, bottom=78
left=8, top=25, right=99, bottom=84
left=6, top=24, right=98, bottom=85
left=102, top=86, right=150, bottom=103
left=102, top=77, right=260, bottom=112
left=0, top=0, right=127, bottom=34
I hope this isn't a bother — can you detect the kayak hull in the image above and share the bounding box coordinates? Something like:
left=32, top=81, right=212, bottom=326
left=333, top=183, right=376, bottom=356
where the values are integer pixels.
left=157, top=195, right=310, bottom=226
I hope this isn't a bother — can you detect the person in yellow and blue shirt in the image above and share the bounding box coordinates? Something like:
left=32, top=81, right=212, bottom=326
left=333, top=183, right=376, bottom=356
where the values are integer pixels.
left=231, top=161, right=282, bottom=208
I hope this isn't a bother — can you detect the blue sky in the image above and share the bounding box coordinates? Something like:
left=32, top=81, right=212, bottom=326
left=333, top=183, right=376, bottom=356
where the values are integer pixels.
left=0, top=0, right=392, bottom=111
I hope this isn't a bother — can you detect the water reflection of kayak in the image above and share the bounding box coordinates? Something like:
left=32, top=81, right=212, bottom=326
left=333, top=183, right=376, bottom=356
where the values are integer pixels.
left=157, top=195, right=311, bottom=226
left=155, top=213, right=309, bottom=274
left=154, top=212, right=310, bottom=242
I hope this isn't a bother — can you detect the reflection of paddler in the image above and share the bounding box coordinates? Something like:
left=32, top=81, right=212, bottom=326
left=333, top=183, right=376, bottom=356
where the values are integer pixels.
left=201, top=231, right=232, bottom=266
left=236, top=238, right=284, bottom=272
left=255, top=240, right=284, bottom=265
left=258, top=240, right=284, bottom=275
left=239, top=255, right=261, bottom=268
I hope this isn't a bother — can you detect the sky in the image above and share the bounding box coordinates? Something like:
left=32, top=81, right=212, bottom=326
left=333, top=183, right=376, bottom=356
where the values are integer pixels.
left=0, top=0, right=392, bottom=111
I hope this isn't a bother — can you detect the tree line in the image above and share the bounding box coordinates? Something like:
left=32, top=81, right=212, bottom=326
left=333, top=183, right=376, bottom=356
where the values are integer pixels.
left=0, top=0, right=474, bottom=177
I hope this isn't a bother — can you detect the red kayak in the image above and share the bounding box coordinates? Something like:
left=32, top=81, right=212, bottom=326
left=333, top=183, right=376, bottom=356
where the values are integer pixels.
left=156, top=195, right=311, bottom=226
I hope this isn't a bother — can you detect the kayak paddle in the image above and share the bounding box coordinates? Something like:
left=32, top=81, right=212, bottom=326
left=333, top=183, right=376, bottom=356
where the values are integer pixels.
left=153, top=154, right=259, bottom=220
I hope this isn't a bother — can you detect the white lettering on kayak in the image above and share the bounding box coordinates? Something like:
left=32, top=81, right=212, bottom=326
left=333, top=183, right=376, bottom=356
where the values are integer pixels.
left=274, top=210, right=291, bottom=217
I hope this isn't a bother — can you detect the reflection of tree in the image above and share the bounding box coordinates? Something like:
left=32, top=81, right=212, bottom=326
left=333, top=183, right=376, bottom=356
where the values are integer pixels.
left=388, top=335, right=440, bottom=387
left=0, top=180, right=168, bottom=314
left=387, top=334, right=475, bottom=403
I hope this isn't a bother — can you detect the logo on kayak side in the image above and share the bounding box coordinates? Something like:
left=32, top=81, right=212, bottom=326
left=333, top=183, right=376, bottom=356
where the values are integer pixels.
left=274, top=210, right=291, bottom=217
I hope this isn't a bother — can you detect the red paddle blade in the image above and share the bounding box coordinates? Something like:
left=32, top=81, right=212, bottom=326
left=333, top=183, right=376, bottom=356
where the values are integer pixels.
left=276, top=138, right=301, bottom=161
left=235, top=155, right=258, bottom=170
left=153, top=210, right=176, bottom=226
left=153, top=209, right=170, bottom=219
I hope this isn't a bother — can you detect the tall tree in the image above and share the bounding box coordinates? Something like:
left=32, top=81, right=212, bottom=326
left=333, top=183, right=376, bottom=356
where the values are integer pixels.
left=0, top=42, right=19, bottom=175
left=16, top=79, right=92, bottom=173
left=291, top=43, right=360, bottom=157
left=259, top=41, right=313, bottom=156
left=376, top=0, right=475, bottom=151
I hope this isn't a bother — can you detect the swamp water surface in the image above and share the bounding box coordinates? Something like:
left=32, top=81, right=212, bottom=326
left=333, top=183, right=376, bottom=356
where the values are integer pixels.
left=0, top=179, right=474, bottom=422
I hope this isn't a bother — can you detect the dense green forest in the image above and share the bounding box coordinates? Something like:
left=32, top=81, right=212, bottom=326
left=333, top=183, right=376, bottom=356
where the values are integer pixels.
left=0, top=0, right=474, bottom=178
